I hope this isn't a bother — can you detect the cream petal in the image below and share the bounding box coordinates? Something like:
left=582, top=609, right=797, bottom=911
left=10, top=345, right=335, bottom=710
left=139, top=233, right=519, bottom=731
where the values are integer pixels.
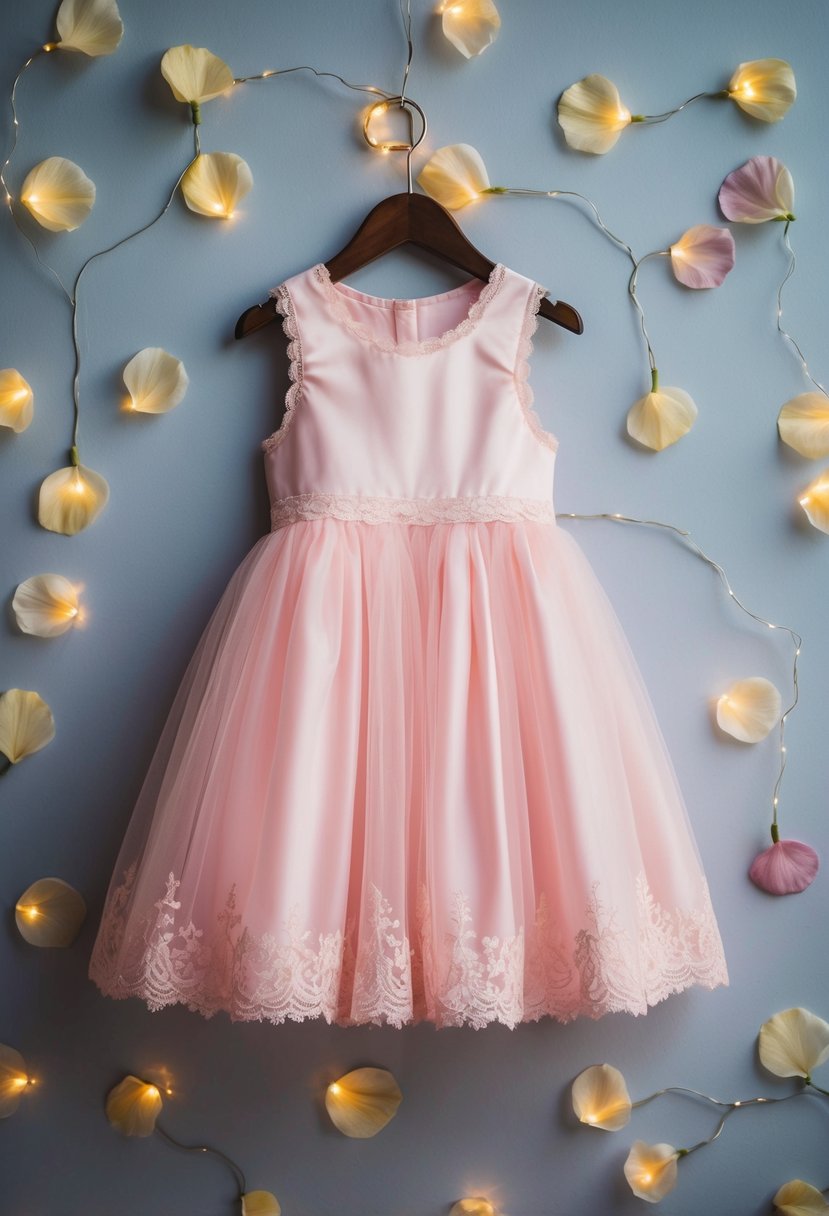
left=417, top=143, right=491, bottom=210
left=0, top=689, right=56, bottom=764
left=161, top=45, right=234, bottom=104
left=557, top=74, right=631, bottom=154
left=626, top=386, right=698, bottom=450
left=55, top=0, right=123, bottom=56
left=715, top=676, right=781, bottom=743
left=13, top=573, right=80, bottom=637
left=727, top=59, right=796, bottom=122
left=749, top=839, right=820, bottom=896
left=798, top=468, right=829, bottom=533
left=241, top=1192, right=282, bottom=1215
left=106, top=1075, right=163, bottom=1136
left=571, top=1064, right=632, bottom=1130
left=759, top=1008, right=829, bottom=1079
left=718, top=155, right=795, bottom=223
left=450, top=1201, right=497, bottom=1216
left=440, top=0, right=501, bottom=58
left=123, top=347, right=189, bottom=414
left=669, top=225, right=736, bottom=289
left=20, top=157, right=96, bottom=232
left=181, top=152, right=253, bottom=219
left=324, top=1067, right=403, bottom=1138
left=778, top=393, right=829, bottom=459
left=38, top=463, right=109, bottom=535
left=623, top=1141, right=679, bottom=1203
left=774, top=1180, right=829, bottom=1215
left=15, top=877, right=87, bottom=946
left=0, top=1044, right=31, bottom=1119
left=0, top=368, right=34, bottom=432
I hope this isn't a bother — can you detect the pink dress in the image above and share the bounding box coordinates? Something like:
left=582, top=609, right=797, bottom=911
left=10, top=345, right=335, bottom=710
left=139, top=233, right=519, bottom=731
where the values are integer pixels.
left=87, top=260, right=728, bottom=1029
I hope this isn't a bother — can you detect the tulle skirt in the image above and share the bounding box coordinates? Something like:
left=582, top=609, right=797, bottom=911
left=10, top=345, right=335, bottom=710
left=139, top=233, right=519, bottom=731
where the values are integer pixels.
left=87, top=518, right=728, bottom=1029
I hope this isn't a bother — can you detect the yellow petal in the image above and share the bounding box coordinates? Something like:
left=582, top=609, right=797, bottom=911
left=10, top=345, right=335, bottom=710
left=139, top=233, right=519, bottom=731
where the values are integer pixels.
left=440, top=0, right=501, bottom=59
left=759, top=1008, right=829, bottom=1079
left=557, top=74, right=631, bottom=154
left=161, top=45, right=234, bottom=104
left=571, top=1064, right=632, bottom=1130
left=798, top=467, right=829, bottom=533
left=241, top=1193, right=281, bottom=1216
left=15, top=878, right=87, bottom=947
left=728, top=58, right=796, bottom=122
left=0, top=689, right=56, bottom=764
left=0, top=368, right=34, bottom=432
left=20, top=157, right=96, bottom=232
left=181, top=152, right=253, bottom=219
left=55, top=0, right=123, bottom=56
left=123, top=347, right=189, bottom=413
left=38, top=463, right=109, bottom=535
left=106, top=1075, right=163, bottom=1136
left=450, top=1201, right=497, bottom=1216
left=774, top=1179, right=829, bottom=1215
left=716, top=677, right=782, bottom=743
left=417, top=143, right=491, bottom=210
left=626, top=386, right=698, bottom=450
left=623, top=1141, right=679, bottom=1203
left=778, top=392, right=829, bottom=459
left=0, top=1044, right=31, bottom=1118
left=324, top=1067, right=403, bottom=1138
left=12, top=573, right=80, bottom=637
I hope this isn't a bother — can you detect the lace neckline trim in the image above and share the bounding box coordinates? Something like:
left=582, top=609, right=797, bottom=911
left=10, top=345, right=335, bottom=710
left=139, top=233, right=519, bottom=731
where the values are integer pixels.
left=313, top=261, right=507, bottom=356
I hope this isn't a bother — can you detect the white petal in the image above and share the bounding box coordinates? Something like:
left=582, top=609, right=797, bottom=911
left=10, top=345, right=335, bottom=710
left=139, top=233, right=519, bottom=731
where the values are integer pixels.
left=20, top=157, right=95, bottom=231
left=13, top=574, right=80, bottom=637
left=55, top=0, right=123, bottom=56
left=716, top=677, right=782, bottom=743
left=15, top=878, right=87, bottom=947
left=759, top=1008, right=829, bottom=1079
left=0, top=1044, right=30, bottom=1118
left=626, top=386, right=698, bottom=450
left=798, top=468, right=829, bottom=534
left=123, top=347, right=189, bottom=414
left=241, top=1193, right=281, bottom=1215
left=38, top=463, right=109, bottom=535
left=0, top=368, right=34, bottom=432
left=774, top=1179, right=829, bottom=1215
left=181, top=152, right=253, bottom=219
left=449, top=1202, right=497, bottom=1216
left=728, top=58, right=797, bottom=122
left=778, top=392, right=829, bottom=459
left=325, top=1067, right=403, bottom=1138
left=440, top=0, right=501, bottom=59
left=623, top=1141, right=679, bottom=1203
left=416, top=143, right=491, bottom=210
left=557, top=74, right=631, bottom=154
left=0, top=689, right=56, bottom=764
left=161, top=45, right=234, bottom=104
left=106, top=1076, right=163, bottom=1136
left=571, top=1064, right=632, bottom=1130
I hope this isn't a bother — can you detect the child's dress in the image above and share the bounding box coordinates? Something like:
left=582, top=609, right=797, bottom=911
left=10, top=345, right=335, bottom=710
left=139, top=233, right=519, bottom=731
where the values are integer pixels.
left=87, top=260, right=728, bottom=1029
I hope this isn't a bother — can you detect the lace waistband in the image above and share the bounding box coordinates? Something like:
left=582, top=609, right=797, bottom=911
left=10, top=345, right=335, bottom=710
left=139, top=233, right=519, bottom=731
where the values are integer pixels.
left=269, top=492, right=557, bottom=529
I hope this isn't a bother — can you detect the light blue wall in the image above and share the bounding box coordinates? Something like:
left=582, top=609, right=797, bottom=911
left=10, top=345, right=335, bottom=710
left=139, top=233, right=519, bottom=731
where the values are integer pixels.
left=2, top=1, right=828, bottom=1212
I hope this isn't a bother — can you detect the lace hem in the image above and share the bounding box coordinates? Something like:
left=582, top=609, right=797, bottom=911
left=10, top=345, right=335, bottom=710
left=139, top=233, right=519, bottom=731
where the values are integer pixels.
left=88, top=862, right=728, bottom=1030
left=261, top=283, right=304, bottom=454
left=515, top=283, right=559, bottom=452
left=269, top=492, right=558, bottom=529
left=313, top=262, right=507, bottom=356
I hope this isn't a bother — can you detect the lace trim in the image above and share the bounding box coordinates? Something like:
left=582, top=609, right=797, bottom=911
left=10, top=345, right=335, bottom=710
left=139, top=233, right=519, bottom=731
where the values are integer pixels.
left=515, top=282, right=559, bottom=452
left=261, top=283, right=304, bottom=454
left=269, top=492, right=558, bottom=529
left=313, top=262, right=507, bottom=356
left=88, top=861, right=728, bottom=1030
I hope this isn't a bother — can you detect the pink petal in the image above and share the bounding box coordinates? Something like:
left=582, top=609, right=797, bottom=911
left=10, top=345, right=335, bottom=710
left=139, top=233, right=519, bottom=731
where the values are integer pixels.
left=669, top=225, right=736, bottom=289
left=718, top=155, right=795, bottom=223
left=749, top=839, right=819, bottom=895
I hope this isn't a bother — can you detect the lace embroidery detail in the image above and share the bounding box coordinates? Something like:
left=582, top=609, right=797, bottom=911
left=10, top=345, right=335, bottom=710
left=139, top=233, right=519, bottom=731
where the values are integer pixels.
left=269, top=492, right=558, bottom=529
left=88, top=861, right=728, bottom=1030
left=261, top=283, right=304, bottom=454
left=515, top=282, right=559, bottom=452
left=314, top=261, right=507, bottom=356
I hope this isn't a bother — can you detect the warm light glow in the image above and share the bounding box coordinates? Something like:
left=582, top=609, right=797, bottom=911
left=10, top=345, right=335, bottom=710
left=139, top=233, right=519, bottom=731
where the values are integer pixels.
left=328, top=1082, right=341, bottom=1095
left=28, top=194, right=39, bottom=202
left=144, top=1085, right=160, bottom=1099
left=741, top=82, right=755, bottom=97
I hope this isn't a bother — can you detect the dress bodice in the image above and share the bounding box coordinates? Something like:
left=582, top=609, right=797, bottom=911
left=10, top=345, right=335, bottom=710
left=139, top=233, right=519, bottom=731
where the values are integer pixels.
left=261, top=260, right=560, bottom=528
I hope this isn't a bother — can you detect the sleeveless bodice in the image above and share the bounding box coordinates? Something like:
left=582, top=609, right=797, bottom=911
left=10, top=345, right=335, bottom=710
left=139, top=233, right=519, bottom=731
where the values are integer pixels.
left=261, top=261, right=560, bottom=528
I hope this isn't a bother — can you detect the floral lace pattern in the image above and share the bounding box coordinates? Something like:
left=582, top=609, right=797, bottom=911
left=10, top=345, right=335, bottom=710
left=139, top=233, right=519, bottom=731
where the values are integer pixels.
left=314, top=261, right=507, bottom=356
left=88, top=860, right=728, bottom=1030
left=514, top=282, right=559, bottom=452
left=261, top=282, right=303, bottom=454
left=269, top=492, right=558, bottom=529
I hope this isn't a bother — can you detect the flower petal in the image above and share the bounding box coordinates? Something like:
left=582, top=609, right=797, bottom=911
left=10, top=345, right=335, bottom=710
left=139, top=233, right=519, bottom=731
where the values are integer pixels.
left=0, top=368, right=34, bottom=432
left=750, top=840, right=820, bottom=896
left=798, top=468, right=829, bottom=533
left=20, top=157, right=95, bottom=232
left=0, top=689, right=56, bottom=764
left=774, top=1179, right=829, bottom=1215
left=719, top=155, right=795, bottom=223
left=626, top=386, right=698, bottom=450
left=440, top=0, right=501, bottom=58
left=557, top=74, right=631, bottom=154
left=13, top=574, right=80, bottom=637
left=778, top=393, right=829, bottom=459
left=38, top=464, right=110, bottom=535
left=181, top=152, right=253, bottom=219
left=571, top=1064, right=632, bottom=1130
left=449, top=1201, right=497, bottom=1216
left=160, top=45, right=234, bottom=104
left=759, top=1008, right=829, bottom=1079
left=417, top=143, right=491, bottom=210
left=15, top=877, right=87, bottom=946
left=669, top=225, right=735, bottom=289
left=55, top=0, right=123, bottom=56
left=0, top=1044, right=30, bottom=1118
left=241, top=1192, right=282, bottom=1215
left=324, top=1067, right=403, bottom=1138
left=728, top=59, right=797, bottom=122
left=716, top=676, right=781, bottom=743
left=123, top=347, right=189, bottom=414
left=623, top=1141, right=679, bottom=1203
left=106, top=1076, right=163, bottom=1136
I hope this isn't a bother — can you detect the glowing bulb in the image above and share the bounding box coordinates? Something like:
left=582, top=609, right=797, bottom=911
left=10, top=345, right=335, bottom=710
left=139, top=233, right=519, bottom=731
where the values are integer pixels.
left=329, top=1082, right=342, bottom=1095
left=144, top=1085, right=160, bottom=1099
left=28, top=193, right=39, bottom=203
left=12, top=1075, right=28, bottom=1090
left=640, top=1173, right=652, bottom=1185
left=262, top=70, right=274, bottom=77
left=741, top=83, right=755, bottom=97
left=585, top=1113, right=597, bottom=1123
left=211, top=201, right=223, bottom=212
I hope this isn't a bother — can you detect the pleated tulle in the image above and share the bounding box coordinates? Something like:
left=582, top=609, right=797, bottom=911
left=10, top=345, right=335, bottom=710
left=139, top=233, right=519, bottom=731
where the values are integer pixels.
left=87, top=519, right=727, bottom=1029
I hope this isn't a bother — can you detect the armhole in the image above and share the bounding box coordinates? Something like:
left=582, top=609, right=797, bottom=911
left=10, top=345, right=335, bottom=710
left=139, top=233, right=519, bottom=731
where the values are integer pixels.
left=261, top=282, right=304, bottom=454
left=513, top=282, right=559, bottom=453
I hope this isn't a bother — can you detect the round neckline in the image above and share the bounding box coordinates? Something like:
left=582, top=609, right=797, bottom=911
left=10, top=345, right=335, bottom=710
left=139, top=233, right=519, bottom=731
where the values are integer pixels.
left=313, top=261, right=507, bottom=356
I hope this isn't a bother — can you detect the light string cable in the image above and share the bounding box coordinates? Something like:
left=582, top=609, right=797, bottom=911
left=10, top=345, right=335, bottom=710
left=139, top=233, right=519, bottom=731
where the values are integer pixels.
left=628, top=87, right=730, bottom=127
left=631, top=1086, right=811, bottom=1160
left=555, top=510, right=802, bottom=843
left=777, top=219, right=827, bottom=396
left=153, top=1122, right=247, bottom=1198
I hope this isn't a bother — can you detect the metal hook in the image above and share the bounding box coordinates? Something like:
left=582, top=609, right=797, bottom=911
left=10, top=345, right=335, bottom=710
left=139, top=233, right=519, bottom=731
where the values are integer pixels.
left=361, top=94, right=427, bottom=193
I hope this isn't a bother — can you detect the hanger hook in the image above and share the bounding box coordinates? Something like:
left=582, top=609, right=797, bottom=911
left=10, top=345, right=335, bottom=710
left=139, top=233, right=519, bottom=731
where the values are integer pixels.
left=361, top=94, right=427, bottom=193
